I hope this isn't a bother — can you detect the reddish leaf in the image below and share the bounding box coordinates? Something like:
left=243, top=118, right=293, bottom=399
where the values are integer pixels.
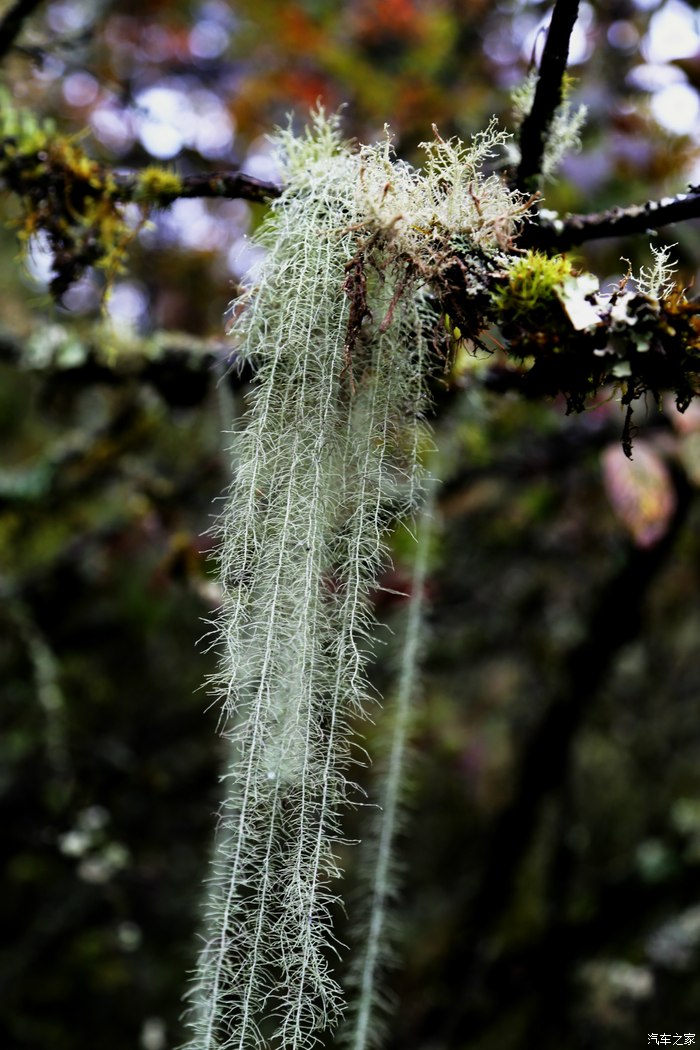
left=601, top=441, right=676, bottom=548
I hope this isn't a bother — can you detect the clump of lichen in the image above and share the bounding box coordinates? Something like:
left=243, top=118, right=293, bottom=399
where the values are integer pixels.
left=511, top=71, right=587, bottom=181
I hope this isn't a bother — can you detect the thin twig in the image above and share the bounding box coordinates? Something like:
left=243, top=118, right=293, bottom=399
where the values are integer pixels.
left=0, top=0, right=45, bottom=61
left=533, top=185, right=700, bottom=249
left=516, top=0, right=582, bottom=191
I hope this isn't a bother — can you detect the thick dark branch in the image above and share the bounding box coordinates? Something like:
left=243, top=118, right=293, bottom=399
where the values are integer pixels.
left=533, top=185, right=700, bottom=250
left=114, top=170, right=282, bottom=206
left=516, top=0, right=581, bottom=191
left=0, top=0, right=44, bottom=61
left=0, top=140, right=281, bottom=209
left=0, top=330, right=252, bottom=407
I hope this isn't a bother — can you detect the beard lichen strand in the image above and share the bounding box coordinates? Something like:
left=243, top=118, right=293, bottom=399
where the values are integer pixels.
left=278, top=264, right=429, bottom=1047
left=341, top=484, right=433, bottom=1050
left=186, top=144, right=363, bottom=1050
left=238, top=248, right=353, bottom=1046
left=330, top=286, right=428, bottom=1050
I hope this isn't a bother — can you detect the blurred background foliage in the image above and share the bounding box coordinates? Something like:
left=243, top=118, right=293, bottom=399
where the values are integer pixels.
left=3, top=1, right=700, bottom=1048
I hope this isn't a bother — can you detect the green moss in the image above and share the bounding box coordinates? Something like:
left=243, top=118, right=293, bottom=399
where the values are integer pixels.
left=0, top=96, right=141, bottom=300
left=491, top=250, right=574, bottom=321
left=0, top=90, right=55, bottom=156
left=134, top=167, right=183, bottom=203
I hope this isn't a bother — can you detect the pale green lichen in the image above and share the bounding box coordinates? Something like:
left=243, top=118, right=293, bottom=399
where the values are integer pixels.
left=355, top=118, right=526, bottom=258
left=184, top=112, right=425, bottom=1050
left=184, top=108, right=526, bottom=1050
left=636, top=243, right=679, bottom=300
left=341, top=495, right=433, bottom=1050
left=511, top=70, right=588, bottom=180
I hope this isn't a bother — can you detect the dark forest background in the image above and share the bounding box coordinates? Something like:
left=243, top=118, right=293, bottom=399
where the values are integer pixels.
left=3, top=1, right=700, bottom=1048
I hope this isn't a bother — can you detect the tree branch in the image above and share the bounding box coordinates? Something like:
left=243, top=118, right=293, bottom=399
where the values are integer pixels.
left=516, top=0, right=581, bottom=191
left=0, top=138, right=282, bottom=296
left=113, top=170, right=282, bottom=206
left=7, top=261, right=700, bottom=446
left=0, top=0, right=45, bottom=61
left=0, top=329, right=252, bottom=407
left=533, top=185, right=700, bottom=249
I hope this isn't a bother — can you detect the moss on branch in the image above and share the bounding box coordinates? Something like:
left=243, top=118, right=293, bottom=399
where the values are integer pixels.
left=0, top=94, right=278, bottom=299
left=0, top=96, right=136, bottom=297
left=480, top=251, right=700, bottom=453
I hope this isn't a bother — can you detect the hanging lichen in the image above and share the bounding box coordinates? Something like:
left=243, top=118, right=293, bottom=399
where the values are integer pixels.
left=340, top=495, right=434, bottom=1050
left=182, top=110, right=530, bottom=1050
